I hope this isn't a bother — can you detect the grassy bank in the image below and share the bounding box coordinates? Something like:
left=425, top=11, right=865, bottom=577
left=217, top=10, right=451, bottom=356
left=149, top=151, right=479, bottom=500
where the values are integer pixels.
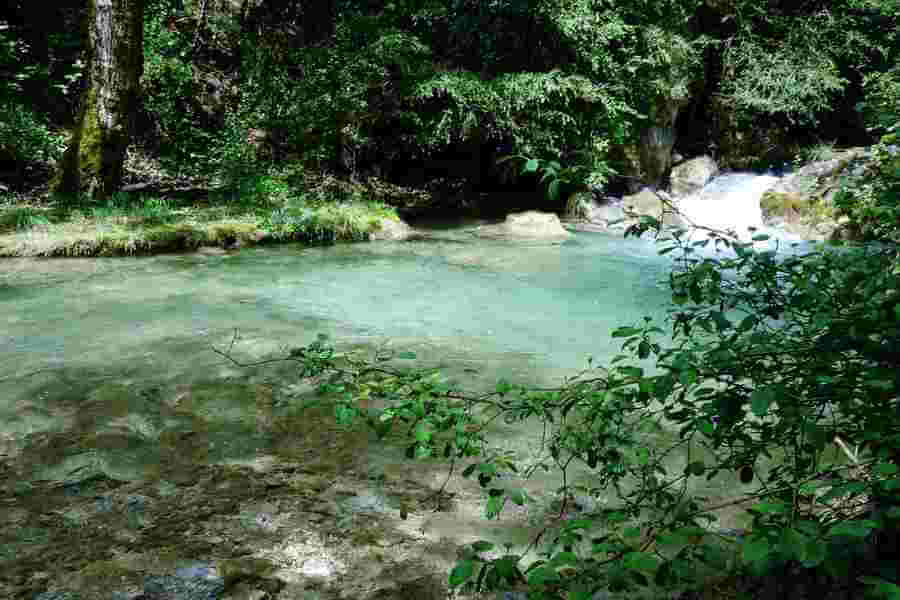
left=0, top=171, right=403, bottom=258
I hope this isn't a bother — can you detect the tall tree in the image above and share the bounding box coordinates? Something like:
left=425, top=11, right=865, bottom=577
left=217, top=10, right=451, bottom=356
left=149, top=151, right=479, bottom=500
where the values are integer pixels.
left=55, top=0, right=144, bottom=200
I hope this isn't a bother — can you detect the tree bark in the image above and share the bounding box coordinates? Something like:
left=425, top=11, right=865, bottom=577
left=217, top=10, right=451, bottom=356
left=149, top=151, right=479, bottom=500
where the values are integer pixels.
left=55, top=0, right=144, bottom=201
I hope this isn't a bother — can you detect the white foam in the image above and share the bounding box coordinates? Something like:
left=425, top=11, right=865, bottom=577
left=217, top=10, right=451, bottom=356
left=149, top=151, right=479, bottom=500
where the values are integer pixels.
left=676, top=173, right=779, bottom=240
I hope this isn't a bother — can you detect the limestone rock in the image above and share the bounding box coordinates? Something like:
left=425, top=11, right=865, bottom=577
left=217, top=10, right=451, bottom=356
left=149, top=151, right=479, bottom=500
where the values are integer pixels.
left=588, top=202, right=626, bottom=227
left=670, top=155, right=719, bottom=197
left=760, top=147, right=872, bottom=239
left=475, top=210, right=571, bottom=241
left=492, top=210, right=572, bottom=241
left=369, top=216, right=415, bottom=241
left=622, top=188, right=685, bottom=227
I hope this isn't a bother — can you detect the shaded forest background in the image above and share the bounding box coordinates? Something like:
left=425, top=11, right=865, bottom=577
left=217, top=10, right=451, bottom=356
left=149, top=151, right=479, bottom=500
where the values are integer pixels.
left=1, top=0, right=897, bottom=212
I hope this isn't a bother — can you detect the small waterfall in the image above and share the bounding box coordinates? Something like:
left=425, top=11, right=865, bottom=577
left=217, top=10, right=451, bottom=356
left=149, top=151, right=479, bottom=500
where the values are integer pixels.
left=676, top=173, right=779, bottom=240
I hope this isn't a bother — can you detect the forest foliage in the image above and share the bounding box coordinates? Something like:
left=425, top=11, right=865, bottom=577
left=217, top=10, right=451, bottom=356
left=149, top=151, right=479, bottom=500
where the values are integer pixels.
left=1, top=0, right=898, bottom=201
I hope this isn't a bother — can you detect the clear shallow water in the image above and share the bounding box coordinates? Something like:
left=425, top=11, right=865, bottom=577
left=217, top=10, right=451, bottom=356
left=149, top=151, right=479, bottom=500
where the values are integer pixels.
left=0, top=227, right=685, bottom=561
left=5, top=175, right=813, bottom=555
left=0, top=230, right=673, bottom=383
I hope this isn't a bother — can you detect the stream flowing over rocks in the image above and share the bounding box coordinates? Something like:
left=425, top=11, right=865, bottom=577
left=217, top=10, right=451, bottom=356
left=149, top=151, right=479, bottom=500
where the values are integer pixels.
left=570, top=148, right=887, bottom=243
left=0, top=154, right=877, bottom=599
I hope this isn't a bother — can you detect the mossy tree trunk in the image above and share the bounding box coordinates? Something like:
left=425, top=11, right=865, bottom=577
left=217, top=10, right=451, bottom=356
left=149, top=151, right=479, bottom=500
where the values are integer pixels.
left=55, top=0, right=144, bottom=201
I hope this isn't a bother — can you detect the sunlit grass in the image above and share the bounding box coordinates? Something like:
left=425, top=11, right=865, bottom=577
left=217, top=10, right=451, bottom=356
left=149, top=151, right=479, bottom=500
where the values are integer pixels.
left=0, top=188, right=399, bottom=257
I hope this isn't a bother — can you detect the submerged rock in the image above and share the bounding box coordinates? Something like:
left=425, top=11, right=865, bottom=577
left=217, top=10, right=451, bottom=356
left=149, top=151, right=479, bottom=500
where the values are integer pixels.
left=142, top=573, right=226, bottom=600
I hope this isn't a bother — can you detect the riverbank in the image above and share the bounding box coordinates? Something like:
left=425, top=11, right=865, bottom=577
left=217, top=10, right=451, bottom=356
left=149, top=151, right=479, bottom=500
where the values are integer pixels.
left=0, top=195, right=405, bottom=258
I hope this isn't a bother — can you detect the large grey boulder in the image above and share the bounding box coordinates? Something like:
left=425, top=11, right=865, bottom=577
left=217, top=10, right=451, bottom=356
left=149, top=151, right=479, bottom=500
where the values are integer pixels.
left=670, top=155, right=719, bottom=197
left=622, top=188, right=685, bottom=227
left=476, top=211, right=572, bottom=241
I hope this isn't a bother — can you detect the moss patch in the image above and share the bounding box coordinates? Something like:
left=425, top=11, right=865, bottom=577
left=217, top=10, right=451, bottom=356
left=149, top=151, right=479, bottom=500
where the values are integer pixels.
left=760, top=191, right=834, bottom=223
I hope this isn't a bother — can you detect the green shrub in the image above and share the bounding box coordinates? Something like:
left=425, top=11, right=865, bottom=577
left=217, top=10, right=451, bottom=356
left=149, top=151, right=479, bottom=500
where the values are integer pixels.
left=140, top=0, right=216, bottom=169
left=0, top=206, right=52, bottom=232
left=0, top=101, right=66, bottom=171
left=88, top=193, right=176, bottom=226
left=858, top=65, right=900, bottom=133
left=834, top=130, right=900, bottom=241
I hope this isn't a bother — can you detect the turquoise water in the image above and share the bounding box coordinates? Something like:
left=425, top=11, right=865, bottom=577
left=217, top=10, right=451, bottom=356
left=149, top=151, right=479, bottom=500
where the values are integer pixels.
left=1, top=229, right=673, bottom=384
left=0, top=228, right=675, bottom=488
left=1, top=223, right=770, bottom=573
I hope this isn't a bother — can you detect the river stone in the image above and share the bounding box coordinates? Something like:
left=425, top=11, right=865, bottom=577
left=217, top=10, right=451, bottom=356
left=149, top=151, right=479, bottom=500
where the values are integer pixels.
left=370, top=217, right=415, bottom=241
left=475, top=211, right=572, bottom=241
left=669, top=155, right=718, bottom=197
left=622, top=188, right=685, bottom=227
left=760, top=147, right=872, bottom=239
left=589, top=202, right=626, bottom=227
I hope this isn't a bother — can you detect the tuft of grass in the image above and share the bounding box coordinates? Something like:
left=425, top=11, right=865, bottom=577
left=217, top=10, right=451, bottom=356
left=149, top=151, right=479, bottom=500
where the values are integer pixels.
left=1, top=166, right=402, bottom=257
left=0, top=200, right=399, bottom=258
left=796, top=140, right=839, bottom=164
left=0, top=204, right=57, bottom=233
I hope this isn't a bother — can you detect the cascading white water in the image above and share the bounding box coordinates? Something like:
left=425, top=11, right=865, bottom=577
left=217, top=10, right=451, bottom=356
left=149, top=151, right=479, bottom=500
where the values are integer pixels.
left=675, top=173, right=780, bottom=239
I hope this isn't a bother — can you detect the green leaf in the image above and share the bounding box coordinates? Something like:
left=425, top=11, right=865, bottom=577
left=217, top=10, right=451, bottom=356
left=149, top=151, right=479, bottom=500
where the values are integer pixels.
left=635, top=447, right=650, bottom=466
left=495, top=556, right=519, bottom=579
left=471, top=540, right=495, bottom=552
left=612, top=326, right=641, bottom=338
left=859, top=576, right=900, bottom=600
left=527, top=565, right=560, bottom=584
left=449, top=560, right=476, bottom=586
left=508, top=488, right=526, bottom=506
left=829, top=520, right=878, bottom=538
left=414, top=422, right=431, bottom=443
left=750, top=387, right=775, bottom=417
left=523, top=158, right=540, bottom=174
left=679, top=369, right=697, bottom=386
left=396, top=351, right=417, bottom=359
left=820, top=481, right=869, bottom=502
left=738, top=315, right=758, bottom=331
left=548, top=179, right=561, bottom=201
left=711, top=312, right=732, bottom=331
left=742, top=535, right=771, bottom=564
left=486, top=494, right=505, bottom=518
left=623, top=551, right=659, bottom=573
left=802, top=537, right=827, bottom=567
left=550, top=551, right=579, bottom=567
left=624, top=526, right=642, bottom=538
left=779, top=527, right=808, bottom=562
left=755, top=501, right=787, bottom=514
left=873, top=462, right=899, bottom=476
left=686, top=461, right=706, bottom=476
